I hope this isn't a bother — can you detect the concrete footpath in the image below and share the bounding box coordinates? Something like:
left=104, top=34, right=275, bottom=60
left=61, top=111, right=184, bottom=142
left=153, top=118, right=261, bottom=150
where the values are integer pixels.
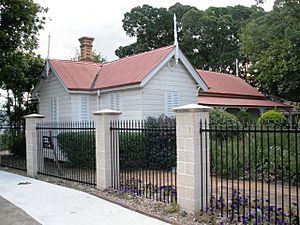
left=0, top=171, right=169, bottom=225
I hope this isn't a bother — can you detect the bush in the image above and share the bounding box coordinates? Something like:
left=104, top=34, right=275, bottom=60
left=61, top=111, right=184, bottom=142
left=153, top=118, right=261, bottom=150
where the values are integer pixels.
left=119, top=115, right=176, bottom=171
left=236, top=110, right=254, bottom=125
left=57, top=132, right=95, bottom=168
left=119, top=132, right=148, bottom=169
left=258, top=110, right=287, bottom=126
left=144, top=115, right=176, bottom=170
left=209, top=110, right=241, bottom=140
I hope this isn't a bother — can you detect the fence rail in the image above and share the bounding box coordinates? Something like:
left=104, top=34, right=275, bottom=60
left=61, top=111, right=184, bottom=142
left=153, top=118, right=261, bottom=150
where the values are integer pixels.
left=0, top=123, right=26, bottom=171
left=200, top=120, right=299, bottom=224
left=110, top=120, right=177, bottom=203
left=36, top=121, right=96, bottom=186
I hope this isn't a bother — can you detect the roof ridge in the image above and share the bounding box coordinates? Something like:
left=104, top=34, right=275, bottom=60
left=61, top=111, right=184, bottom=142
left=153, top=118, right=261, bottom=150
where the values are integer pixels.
left=49, top=59, right=102, bottom=66
left=102, top=45, right=175, bottom=66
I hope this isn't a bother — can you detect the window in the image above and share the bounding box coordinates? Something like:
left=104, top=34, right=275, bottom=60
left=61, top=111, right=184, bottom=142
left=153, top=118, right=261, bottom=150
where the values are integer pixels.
left=50, top=97, right=58, bottom=122
left=110, top=93, right=121, bottom=111
left=81, top=96, right=90, bottom=121
left=165, top=91, right=180, bottom=116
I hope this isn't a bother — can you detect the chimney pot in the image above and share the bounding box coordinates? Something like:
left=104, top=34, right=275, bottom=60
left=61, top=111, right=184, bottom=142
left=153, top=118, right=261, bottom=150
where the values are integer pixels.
left=79, top=36, right=94, bottom=61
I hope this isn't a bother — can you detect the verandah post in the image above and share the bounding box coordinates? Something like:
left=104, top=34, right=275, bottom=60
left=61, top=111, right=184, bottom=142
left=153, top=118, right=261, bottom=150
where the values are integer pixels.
left=93, top=109, right=121, bottom=190
left=24, top=114, right=45, bottom=177
left=174, top=104, right=212, bottom=213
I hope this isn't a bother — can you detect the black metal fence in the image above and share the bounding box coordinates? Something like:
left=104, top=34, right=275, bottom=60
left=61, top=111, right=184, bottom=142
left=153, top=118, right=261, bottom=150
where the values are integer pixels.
left=110, top=120, right=177, bottom=203
left=36, top=121, right=96, bottom=185
left=0, top=122, right=26, bottom=171
left=200, top=120, right=299, bottom=224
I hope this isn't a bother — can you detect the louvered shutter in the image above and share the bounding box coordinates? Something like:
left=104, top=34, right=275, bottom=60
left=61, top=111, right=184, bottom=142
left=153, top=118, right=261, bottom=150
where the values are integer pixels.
left=50, top=97, right=58, bottom=122
left=81, top=96, right=89, bottom=121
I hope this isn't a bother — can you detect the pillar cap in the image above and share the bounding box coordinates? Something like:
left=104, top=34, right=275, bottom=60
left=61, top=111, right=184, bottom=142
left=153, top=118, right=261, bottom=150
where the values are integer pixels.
left=93, top=109, right=122, bottom=116
left=173, top=104, right=213, bottom=113
left=23, top=114, right=45, bottom=119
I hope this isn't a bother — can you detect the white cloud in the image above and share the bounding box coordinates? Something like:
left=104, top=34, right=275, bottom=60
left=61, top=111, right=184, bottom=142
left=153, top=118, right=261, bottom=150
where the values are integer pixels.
left=34, top=0, right=274, bottom=61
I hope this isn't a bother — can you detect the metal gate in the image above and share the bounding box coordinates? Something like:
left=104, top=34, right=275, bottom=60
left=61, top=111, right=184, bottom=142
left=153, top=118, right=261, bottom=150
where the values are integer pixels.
left=0, top=122, right=26, bottom=171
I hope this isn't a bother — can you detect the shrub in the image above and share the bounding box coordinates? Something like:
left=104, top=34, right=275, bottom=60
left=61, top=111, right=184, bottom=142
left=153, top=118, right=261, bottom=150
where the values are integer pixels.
left=57, top=132, right=95, bottom=168
left=236, top=110, right=254, bottom=125
left=258, top=110, right=287, bottom=126
left=209, top=110, right=241, bottom=140
left=119, top=132, right=148, bottom=169
left=119, top=115, right=176, bottom=171
left=144, top=115, right=176, bottom=170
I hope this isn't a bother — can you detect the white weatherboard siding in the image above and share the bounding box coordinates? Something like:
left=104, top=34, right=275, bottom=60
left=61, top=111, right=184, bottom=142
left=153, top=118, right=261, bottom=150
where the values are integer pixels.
left=98, top=89, right=143, bottom=120
left=38, top=71, right=71, bottom=121
left=142, top=60, right=198, bottom=118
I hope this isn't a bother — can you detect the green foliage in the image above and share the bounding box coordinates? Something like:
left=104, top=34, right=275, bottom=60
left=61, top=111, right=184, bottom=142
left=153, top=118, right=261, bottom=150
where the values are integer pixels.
left=258, top=110, right=287, bottom=126
left=57, top=132, right=96, bottom=168
left=209, top=110, right=241, bottom=140
left=236, top=110, right=254, bottom=124
left=0, top=129, right=25, bottom=156
left=117, top=3, right=265, bottom=79
left=115, top=3, right=194, bottom=58
left=0, top=0, right=47, bottom=125
left=240, top=0, right=300, bottom=102
left=119, top=115, right=176, bottom=171
left=211, top=130, right=299, bottom=185
left=181, top=5, right=265, bottom=76
left=72, top=49, right=107, bottom=63
left=119, top=132, right=148, bottom=169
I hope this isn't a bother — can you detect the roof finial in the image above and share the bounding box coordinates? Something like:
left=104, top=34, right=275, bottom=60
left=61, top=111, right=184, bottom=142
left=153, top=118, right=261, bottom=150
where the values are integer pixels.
left=174, top=14, right=179, bottom=64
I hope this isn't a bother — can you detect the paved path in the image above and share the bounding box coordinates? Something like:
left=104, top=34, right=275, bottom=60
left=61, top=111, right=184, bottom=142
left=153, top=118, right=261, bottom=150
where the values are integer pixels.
left=0, top=171, right=169, bottom=225
left=0, top=196, right=41, bottom=225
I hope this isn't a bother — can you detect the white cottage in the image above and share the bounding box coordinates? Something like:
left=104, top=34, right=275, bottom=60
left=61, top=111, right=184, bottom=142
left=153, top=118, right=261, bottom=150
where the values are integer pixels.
left=33, top=37, right=289, bottom=122
left=33, top=37, right=207, bottom=121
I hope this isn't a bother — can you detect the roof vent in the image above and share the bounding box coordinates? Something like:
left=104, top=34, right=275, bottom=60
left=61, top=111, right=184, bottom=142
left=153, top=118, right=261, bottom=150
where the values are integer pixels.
left=79, top=36, right=94, bottom=61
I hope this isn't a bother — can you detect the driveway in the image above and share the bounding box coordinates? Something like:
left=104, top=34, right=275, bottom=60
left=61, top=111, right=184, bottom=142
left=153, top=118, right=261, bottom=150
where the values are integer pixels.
left=0, top=171, right=170, bottom=225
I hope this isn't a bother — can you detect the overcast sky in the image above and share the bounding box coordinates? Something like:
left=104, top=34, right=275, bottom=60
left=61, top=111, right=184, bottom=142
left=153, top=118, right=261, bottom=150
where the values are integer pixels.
left=34, top=0, right=274, bottom=61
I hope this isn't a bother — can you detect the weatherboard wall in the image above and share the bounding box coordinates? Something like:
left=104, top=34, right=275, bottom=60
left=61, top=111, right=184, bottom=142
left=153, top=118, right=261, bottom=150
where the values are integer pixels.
left=141, top=60, right=198, bottom=118
left=38, top=71, right=72, bottom=121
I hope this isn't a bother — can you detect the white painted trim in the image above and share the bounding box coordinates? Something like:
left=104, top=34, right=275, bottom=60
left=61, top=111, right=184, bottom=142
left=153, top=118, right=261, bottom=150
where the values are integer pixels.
left=140, top=48, right=208, bottom=91
left=178, top=50, right=208, bottom=92
left=96, top=84, right=141, bottom=93
left=140, top=49, right=175, bottom=87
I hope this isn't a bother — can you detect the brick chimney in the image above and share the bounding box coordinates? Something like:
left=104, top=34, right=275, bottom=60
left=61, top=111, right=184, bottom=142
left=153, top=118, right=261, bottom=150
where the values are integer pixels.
left=79, top=36, right=94, bottom=61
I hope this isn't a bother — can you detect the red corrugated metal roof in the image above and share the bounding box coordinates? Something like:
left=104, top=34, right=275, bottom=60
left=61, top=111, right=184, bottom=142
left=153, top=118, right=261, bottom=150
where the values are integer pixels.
left=93, top=45, right=174, bottom=89
left=49, top=60, right=100, bottom=90
left=198, top=96, right=289, bottom=108
left=49, top=45, right=174, bottom=90
left=197, top=70, right=264, bottom=98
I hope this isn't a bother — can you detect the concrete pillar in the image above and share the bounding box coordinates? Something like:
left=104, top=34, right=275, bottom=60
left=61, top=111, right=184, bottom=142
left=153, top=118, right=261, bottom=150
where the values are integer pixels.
left=24, top=114, right=45, bottom=177
left=93, top=109, right=121, bottom=190
left=173, top=104, right=212, bottom=213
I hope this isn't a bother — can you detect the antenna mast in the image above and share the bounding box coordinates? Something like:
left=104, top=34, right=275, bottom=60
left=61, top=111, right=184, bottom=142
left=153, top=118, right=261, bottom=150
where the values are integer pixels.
left=174, top=14, right=179, bottom=64
left=46, top=33, right=51, bottom=76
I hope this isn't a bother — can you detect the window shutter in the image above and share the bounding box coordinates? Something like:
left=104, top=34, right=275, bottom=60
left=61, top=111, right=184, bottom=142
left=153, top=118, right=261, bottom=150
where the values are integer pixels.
left=165, top=91, right=180, bottom=116
left=110, top=94, right=115, bottom=110
left=50, top=97, right=58, bottom=122
left=81, top=96, right=89, bottom=121
left=115, top=93, right=120, bottom=111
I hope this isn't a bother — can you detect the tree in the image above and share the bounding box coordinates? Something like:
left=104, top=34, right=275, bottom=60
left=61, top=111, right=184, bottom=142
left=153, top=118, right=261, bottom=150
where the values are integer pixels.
left=240, top=0, right=300, bottom=102
left=0, top=0, right=47, bottom=124
left=0, top=0, right=47, bottom=67
left=72, top=49, right=107, bottom=63
left=115, top=3, right=195, bottom=58
left=181, top=5, right=265, bottom=77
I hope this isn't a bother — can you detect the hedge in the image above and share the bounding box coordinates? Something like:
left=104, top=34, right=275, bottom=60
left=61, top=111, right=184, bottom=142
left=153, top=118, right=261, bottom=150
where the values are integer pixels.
left=57, top=132, right=96, bottom=168
left=119, top=115, right=176, bottom=171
